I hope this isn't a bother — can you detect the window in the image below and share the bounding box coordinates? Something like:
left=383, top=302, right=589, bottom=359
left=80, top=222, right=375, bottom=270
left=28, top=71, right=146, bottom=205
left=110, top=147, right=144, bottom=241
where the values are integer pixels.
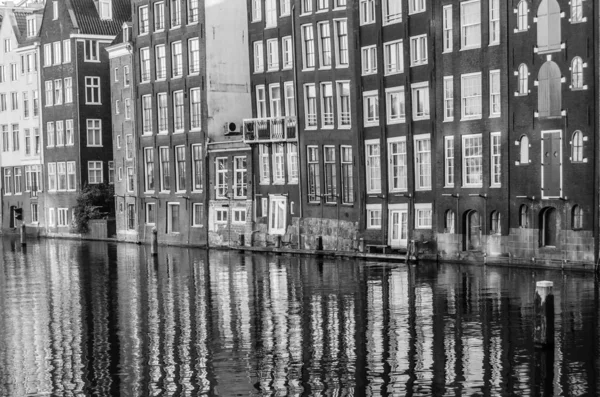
left=360, top=0, right=375, bottom=24
left=389, top=138, right=407, bottom=192
left=321, top=83, right=334, bottom=127
left=519, top=205, right=529, bottom=227
left=86, top=119, right=102, bottom=147
left=57, top=162, right=67, bottom=191
left=410, top=35, right=427, bottom=66
left=251, top=0, right=261, bottom=21
left=304, top=84, right=317, bottom=128
left=537, top=0, right=561, bottom=53
left=444, top=136, right=454, bottom=187
left=31, top=203, right=39, bottom=223
left=192, top=144, right=202, bottom=191
left=63, top=40, right=71, bottom=63
left=302, top=0, right=313, bottom=13
left=188, top=38, right=200, bottom=74
left=365, top=140, right=381, bottom=193
left=115, top=99, right=120, bottom=115
left=415, top=135, right=431, bottom=190
left=188, top=0, right=199, bottom=24
left=361, top=46, right=377, bottom=74
left=125, top=99, right=131, bottom=120
left=157, top=93, right=168, bottom=133
left=88, top=161, right=103, bottom=184
left=43, top=44, right=51, bottom=67
left=85, top=77, right=100, bottom=104
left=99, top=0, right=112, bottom=19
left=462, top=134, right=483, bottom=186
left=11, top=92, right=18, bottom=111
left=571, top=130, right=583, bottom=162
left=307, top=146, right=320, bottom=202
left=491, top=133, right=501, bottom=187
left=323, top=146, right=337, bottom=203
left=268, top=196, right=286, bottom=235
left=171, top=41, right=183, bottom=77
left=253, top=41, right=264, bottom=73
left=48, top=208, right=55, bottom=227
left=519, top=135, right=529, bottom=164
left=154, top=2, right=165, bottom=31
left=175, top=146, right=186, bottom=192
left=367, top=204, right=382, bottom=229
left=461, top=0, right=481, bottom=49
left=318, top=0, right=329, bottom=10
left=215, top=208, right=228, bottom=224
left=108, top=161, right=114, bottom=184
left=383, top=0, right=402, bottom=24
left=24, top=129, right=31, bottom=156
left=65, top=120, right=73, bottom=146
left=256, top=85, right=267, bottom=118
left=27, top=17, right=37, bottom=37
left=124, top=66, right=130, bottom=86
left=443, top=77, right=454, bottom=121
left=281, top=37, right=293, bottom=69
left=334, top=19, right=349, bottom=67
left=140, top=48, right=150, bottom=81
left=265, top=0, right=277, bottom=27
left=386, top=87, right=405, bottom=124
left=3, top=39, right=11, bottom=53
left=337, top=81, right=351, bottom=127
left=45, top=81, right=53, bottom=106
left=284, top=82, right=295, bottom=117
left=318, top=22, right=332, bottom=68
left=10, top=64, right=17, bottom=81
left=170, top=0, right=181, bottom=27
left=384, top=40, right=403, bottom=75
left=3, top=168, right=12, bottom=194
left=192, top=203, right=203, bottom=226
left=63, top=77, right=72, bottom=103
left=159, top=147, right=170, bottom=191
left=259, top=144, right=270, bottom=183
left=233, top=209, right=246, bottom=224
left=267, top=39, right=279, bottom=71
left=538, top=61, right=561, bottom=118
left=409, top=0, right=425, bottom=13
left=54, top=79, right=62, bottom=105
left=461, top=73, right=482, bottom=119
left=489, top=0, right=500, bottom=45
left=443, top=5, right=453, bottom=52
left=155, top=44, right=166, bottom=80
left=173, top=91, right=185, bottom=132
left=572, top=205, right=583, bottom=229
left=57, top=208, right=69, bottom=227
left=142, top=95, right=152, bottom=134
left=10, top=124, right=18, bottom=151
left=146, top=203, right=156, bottom=225
left=190, top=88, right=201, bottom=130
left=14, top=168, right=22, bottom=194
left=415, top=203, right=432, bottom=229
left=490, top=211, right=501, bottom=234
left=518, top=64, right=529, bottom=95
left=340, top=146, right=353, bottom=204
left=84, top=40, right=99, bottom=62
left=168, top=203, right=180, bottom=233
left=363, top=91, right=379, bottom=126
left=46, top=122, right=54, bottom=147
left=287, top=143, right=299, bottom=183
left=302, top=25, right=315, bottom=69
left=126, top=135, right=133, bottom=160
left=53, top=42, right=61, bottom=65
left=281, top=0, right=291, bottom=15
left=571, top=57, right=584, bottom=89
left=490, top=70, right=501, bottom=117
left=517, top=1, right=528, bottom=31
left=412, top=83, right=430, bottom=120
left=445, top=210, right=456, bottom=233
left=144, top=148, right=155, bottom=191
left=55, top=121, right=64, bottom=146
left=0, top=94, right=5, bottom=111
left=234, top=157, right=247, bottom=198
left=272, top=144, right=285, bottom=183
left=126, top=203, right=135, bottom=230
left=571, top=0, right=583, bottom=22
left=215, top=157, right=228, bottom=198
left=23, top=92, right=29, bottom=119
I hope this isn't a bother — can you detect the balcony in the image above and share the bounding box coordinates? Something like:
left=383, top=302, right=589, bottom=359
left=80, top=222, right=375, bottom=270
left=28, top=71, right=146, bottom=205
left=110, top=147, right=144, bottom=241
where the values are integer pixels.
left=243, top=116, right=297, bottom=143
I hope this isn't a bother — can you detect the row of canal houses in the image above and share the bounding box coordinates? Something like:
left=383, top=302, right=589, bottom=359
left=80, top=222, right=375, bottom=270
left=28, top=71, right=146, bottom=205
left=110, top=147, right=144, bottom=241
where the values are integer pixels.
left=0, top=0, right=598, bottom=266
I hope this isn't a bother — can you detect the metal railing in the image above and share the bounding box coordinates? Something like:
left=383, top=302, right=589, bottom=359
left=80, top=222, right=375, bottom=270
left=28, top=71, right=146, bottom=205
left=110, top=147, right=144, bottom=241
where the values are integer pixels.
left=243, top=116, right=298, bottom=143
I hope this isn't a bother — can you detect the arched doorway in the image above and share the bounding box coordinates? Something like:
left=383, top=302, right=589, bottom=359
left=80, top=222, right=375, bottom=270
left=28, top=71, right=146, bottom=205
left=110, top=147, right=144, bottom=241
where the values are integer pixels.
left=464, top=210, right=481, bottom=251
left=539, top=207, right=557, bottom=247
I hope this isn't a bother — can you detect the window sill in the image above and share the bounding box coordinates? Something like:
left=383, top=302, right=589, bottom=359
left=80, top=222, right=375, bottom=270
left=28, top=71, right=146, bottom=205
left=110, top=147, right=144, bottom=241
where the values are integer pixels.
left=461, top=116, right=482, bottom=121
left=489, top=42, right=499, bottom=47
left=444, top=185, right=455, bottom=189
left=362, top=71, right=377, bottom=76
left=302, top=68, right=315, bottom=72
left=460, top=46, right=482, bottom=52
left=489, top=114, right=501, bottom=119
left=387, top=119, right=405, bottom=125
left=384, top=71, right=404, bottom=77
left=288, top=180, right=298, bottom=185
left=382, top=20, right=402, bottom=27
left=171, top=75, right=183, bottom=80
left=364, top=122, right=380, bottom=128
left=443, top=118, right=454, bottom=123
left=415, top=188, right=432, bottom=192
left=338, top=125, right=352, bottom=130
left=490, top=185, right=501, bottom=188
left=321, top=125, right=335, bottom=130
left=267, top=68, right=280, bottom=73
left=366, top=227, right=382, bottom=230
left=410, top=62, right=428, bottom=68
left=463, top=185, right=483, bottom=189
left=413, top=117, right=430, bottom=121
left=191, top=225, right=204, bottom=228
left=85, top=102, right=102, bottom=106
left=254, top=70, right=265, bottom=74
left=84, top=60, right=101, bottom=64
left=336, top=64, right=349, bottom=69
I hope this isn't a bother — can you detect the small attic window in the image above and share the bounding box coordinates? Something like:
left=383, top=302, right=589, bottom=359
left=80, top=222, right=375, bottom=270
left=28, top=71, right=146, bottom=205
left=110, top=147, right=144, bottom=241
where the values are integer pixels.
left=52, top=1, right=58, bottom=20
left=99, top=0, right=113, bottom=20
left=123, top=25, right=131, bottom=43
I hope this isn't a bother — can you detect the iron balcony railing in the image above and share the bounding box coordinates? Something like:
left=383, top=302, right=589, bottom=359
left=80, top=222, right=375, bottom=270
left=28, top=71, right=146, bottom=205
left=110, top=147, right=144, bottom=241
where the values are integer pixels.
left=243, top=116, right=298, bottom=143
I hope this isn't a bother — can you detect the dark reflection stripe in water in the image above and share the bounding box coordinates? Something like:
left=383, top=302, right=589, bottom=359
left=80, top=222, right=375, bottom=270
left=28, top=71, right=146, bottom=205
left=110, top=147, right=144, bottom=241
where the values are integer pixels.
left=0, top=238, right=599, bottom=396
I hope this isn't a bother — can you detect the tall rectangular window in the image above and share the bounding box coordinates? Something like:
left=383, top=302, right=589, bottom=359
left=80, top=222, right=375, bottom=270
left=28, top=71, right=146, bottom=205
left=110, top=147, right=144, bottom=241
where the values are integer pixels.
left=489, top=0, right=500, bottom=45
left=142, top=95, right=152, bottom=134
left=154, top=2, right=165, bottom=31
left=287, top=143, right=298, bottom=183
left=22, top=92, right=29, bottom=118
left=87, top=119, right=102, bottom=146
left=88, top=161, right=103, bottom=184
left=302, top=0, right=313, bottom=14
left=461, top=72, right=482, bottom=119
left=337, top=81, right=351, bottom=127
left=307, top=146, right=320, bottom=202
left=254, top=41, right=264, bottom=73
left=304, top=84, right=317, bottom=128
left=491, top=133, right=501, bottom=187
left=33, top=90, right=39, bottom=116
left=85, top=77, right=100, bottom=104
left=46, top=122, right=54, bottom=147
left=272, top=143, right=285, bottom=183
left=410, top=35, right=428, bottom=66
left=11, top=124, right=18, bottom=151
left=67, top=161, right=76, bottom=191
left=55, top=120, right=64, bottom=146
left=64, top=77, right=72, bottom=103
left=144, top=148, right=155, bottom=191
left=215, top=157, right=228, bottom=198
left=65, top=120, right=74, bottom=146
left=259, top=144, right=270, bottom=183
left=489, top=70, right=501, bottom=117
left=367, top=205, right=382, bottom=229
left=188, top=38, right=200, bottom=74
left=45, top=81, right=53, bottom=106
left=251, top=0, right=262, bottom=21
left=54, top=79, right=62, bottom=105
left=4, top=168, right=13, bottom=194
left=282, top=36, right=293, bottom=69
left=266, top=39, right=279, bottom=71
left=388, top=138, right=407, bottom=192
left=108, top=161, right=114, bottom=184
left=53, top=41, right=61, bottom=65
left=302, top=24, right=315, bottom=69
left=146, top=203, right=156, bottom=225
left=159, top=147, right=170, bottom=191
left=256, top=85, right=267, bottom=118
left=269, top=84, right=281, bottom=117
left=43, top=44, right=51, bottom=67
left=175, top=146, right=186, bottom=192
left=318, top=22, right=332, bottom=68
left=234, top=156, right=247, bottom=198
left=360, top=0, right=375, bottom=24
left=140, top=47, right=150, bottom=81
left=187, top=0, right=199, bottom=24
left=155, top=44, right=166, bottom=79
left=192, top=144, right=202, bottom=191
left=173, top=91, right=184, bottom=132
left=323, top=146, right=337, bottom=203
left=126, top=135, right=133, bottom=159
left=365, top=141, right=381, bottom=193
left=31, top=203, right=38, bottom=223
left=157, top=93, right=168, bottom=133
left=386, top=87, right=405, bottom=124
left=139, top=5, right=149, bottom=34
left=361, top=45, right=377, bottom=74
left=265, top=0, right=277, bottom=27
left=170, top=0, right=181, bottom=27
left=320, top=82, right=334, bottom=127
left=280, top=0, right=290, bottom=15
left=408, top=0, right=425, bottom=13
left=462, top=134, right=483, bottom=187
left=14, top=167, right=21, bottom=194
left=63, top=39, right=71, bottom=63
left=461, top=0, right=481, bottom=49
left=444, top=136, right=454, bottom=187
left=84, top=40, right=99, bottom=62
left=24, top=129, right=31, bottom=155
left=383, top=0, right=402, bottom=24
left=168, top=204, right=180, bottom=233
left=57, top=162, right=66, bottom=191
left=192, top=203, right=203, bottom=226
left=190, top=88, right=201, bottom=130
left=384, top=40, right=403, bottom=75
left=284, top=82, right=295, bottom=117
left=171, top=41, right=182, bottom=77
left=363, top=91, right=379, bottom=126
left=444, top=76, right=454, bottom=121
left=415, top=135, right=431, bottom=190
left=334, top=19, right=349, bottom=67
left=340, top=146, right=353, bottom=204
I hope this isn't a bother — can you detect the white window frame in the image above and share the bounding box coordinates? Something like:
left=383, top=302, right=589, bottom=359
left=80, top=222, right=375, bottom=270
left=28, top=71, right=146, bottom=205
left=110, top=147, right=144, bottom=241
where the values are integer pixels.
left=266, top=39, right=279, bottom=71
left=84, top=76, right=101, bottom=105
left=282, top=36, right=293, bottom=69
left=384, top=39, right=403, bottom=75
left=88, top=161, right=103, bottom=184
left=86, top=119, right=102, bottom=147
left=365, top=139, right=381, bottom=194
left=443, top=5, right=453, bottom=53
left=388, top=136, right=407, bottom=192
left=363, top=90, right=379, bottom=127
left=489, top=69, right=501, bottom=117
left=411, top=82, right=430, bottom=121
left=460, top=0, right=481, bottom=50
left=409, top=35, right=428, bottom=66
left=167, top=203, right=181, bottom=234
left=366, top=204, right=382, bottom=229
left=444, top=136, right=455, bottom=187
left=462, top=134, right=483, bottom=187
left=382, top=0, right=402, bottom=25
left=360, top=0, right=376, bottom=25
left=232, top=208, right=247, bottom=224
left=192, top=203, right=203, bottom=227
left=408, top=0, right=425, bottom=14
left=414, top=203, right=432, bottom=229
left=461, top=72, right=482, bottom=120
left=361, top=45, right=377, bottom=75
left=414, top=134, right=431, bottom=191
left=489, top=0, right=500, bottom=45
left=443, top=76, right=454, bottom=121
left=490, top=132, right=501, bottom=187
left=385, top=86, right=405, bottom=124
left=337, top=81, right=351, bottom=128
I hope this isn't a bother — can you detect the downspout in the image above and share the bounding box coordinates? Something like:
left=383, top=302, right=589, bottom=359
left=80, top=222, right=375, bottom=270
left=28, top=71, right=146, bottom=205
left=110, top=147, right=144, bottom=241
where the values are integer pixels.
left=291, top=4, right=303, bottom=247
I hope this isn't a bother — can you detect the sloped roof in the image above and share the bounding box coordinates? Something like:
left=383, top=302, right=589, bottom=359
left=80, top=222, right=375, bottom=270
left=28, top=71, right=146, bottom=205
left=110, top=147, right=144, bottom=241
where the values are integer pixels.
left=13, top=10, right=27, bottom=36
left=69, top=0, right=131, bottom=36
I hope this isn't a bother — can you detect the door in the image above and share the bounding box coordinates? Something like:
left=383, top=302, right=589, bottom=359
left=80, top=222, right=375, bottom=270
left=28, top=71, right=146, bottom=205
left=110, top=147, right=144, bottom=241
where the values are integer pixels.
left=465, top=210, right=481, bottom=251
left=389, top=210, right=408, bottom=248
left=542, top=131, right=562, bottom=198
left=9, top=206, right=15, bottom=228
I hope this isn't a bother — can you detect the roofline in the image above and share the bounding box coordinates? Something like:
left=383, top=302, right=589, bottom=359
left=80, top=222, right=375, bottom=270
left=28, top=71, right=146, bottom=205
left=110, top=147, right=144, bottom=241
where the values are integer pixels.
left=106, top=42, right=131, bottom=59
left=71, top=33, right=116, bottom=41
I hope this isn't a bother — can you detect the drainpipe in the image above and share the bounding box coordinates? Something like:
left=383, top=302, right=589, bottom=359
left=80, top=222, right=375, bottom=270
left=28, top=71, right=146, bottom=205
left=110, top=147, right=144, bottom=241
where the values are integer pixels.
left=291, top=4, right=303, bottom=247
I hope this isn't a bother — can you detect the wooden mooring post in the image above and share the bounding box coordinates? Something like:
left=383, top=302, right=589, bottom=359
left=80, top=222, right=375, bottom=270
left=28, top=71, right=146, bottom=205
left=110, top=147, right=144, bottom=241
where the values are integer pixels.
left=150, top=227, right=158, bottom=256
left=534, top=281, right=555, bottom=347
left=20, top=224, right=26, bottom=246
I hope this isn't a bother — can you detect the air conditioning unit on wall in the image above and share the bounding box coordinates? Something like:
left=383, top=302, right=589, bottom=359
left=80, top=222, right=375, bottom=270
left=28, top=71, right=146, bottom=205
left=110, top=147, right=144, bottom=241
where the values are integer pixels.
left=224, top=122, right=242, bottom=135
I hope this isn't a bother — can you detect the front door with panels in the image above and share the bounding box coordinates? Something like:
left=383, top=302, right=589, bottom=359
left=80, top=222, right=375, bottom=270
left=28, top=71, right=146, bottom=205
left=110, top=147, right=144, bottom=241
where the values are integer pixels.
left=389, top=209, right=408, bottom=248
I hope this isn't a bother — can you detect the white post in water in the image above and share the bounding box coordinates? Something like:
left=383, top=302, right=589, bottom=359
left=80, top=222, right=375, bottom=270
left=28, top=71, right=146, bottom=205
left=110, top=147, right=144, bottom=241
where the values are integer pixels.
left=534, top=281, right=555, bottom=347
left=151, top=227, right=158, bottom=256
left=20, top=224, right=26, bottom=246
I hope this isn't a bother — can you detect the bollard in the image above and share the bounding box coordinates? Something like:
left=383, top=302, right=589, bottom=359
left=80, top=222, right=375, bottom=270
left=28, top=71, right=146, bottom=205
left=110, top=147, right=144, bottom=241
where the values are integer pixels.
left=358, top=238, right=365, bottom=253
left=316, top=236, right=323, bottom=251
left=534, top=280, right=555, bottom=347
left=239, top=234, right=245, bottom=247
left=20, top=224, right=26, bottom=246
left=150, top=227, right=158, bottom=256
left=274, top=235, right=281, bottom=248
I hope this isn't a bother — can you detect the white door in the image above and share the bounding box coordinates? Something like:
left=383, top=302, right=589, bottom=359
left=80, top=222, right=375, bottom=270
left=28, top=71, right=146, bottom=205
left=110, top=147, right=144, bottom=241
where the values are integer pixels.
left=389, top=210, right=408, bottom=248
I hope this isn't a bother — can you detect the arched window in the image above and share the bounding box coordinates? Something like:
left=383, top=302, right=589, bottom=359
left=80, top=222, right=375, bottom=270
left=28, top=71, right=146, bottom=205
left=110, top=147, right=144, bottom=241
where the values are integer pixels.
left=572, top=130, right=583, bottom=162
left=491, top=211, right=501, bottom=235
left=519, top=204, right=529, bottom=227
left=571, top=0, right=583, bottom=23
left=520, top=135, right=529, bottom=164
left=445, top=210, right=455, bottom=234
left=537, top=0, right=561, bottom=53
left=572, top=205, right=583, bottom=229
left=538, top=61, right=562, bottom=118
left=518, top=64, right=528, bottom=95
left=571, top=57, right=583, bottom=89
left=517, top=0, right=528, bottom=31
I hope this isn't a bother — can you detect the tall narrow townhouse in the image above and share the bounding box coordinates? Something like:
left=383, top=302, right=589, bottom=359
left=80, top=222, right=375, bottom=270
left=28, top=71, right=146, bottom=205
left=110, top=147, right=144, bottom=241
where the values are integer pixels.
left=133, top=0, right=251, bottom=247
left=435, top=0, right=510, bottom=259
left=357, top=0, right=436, bottom=253
left=292, top=0, right=362, bottom=251
left=39, top=0, right=131, bottom=236
left=107, top=23, right=138, bottom=242
left=0, top=5, right=44, bottom=233
left=507, top=0, right=598, bottom=265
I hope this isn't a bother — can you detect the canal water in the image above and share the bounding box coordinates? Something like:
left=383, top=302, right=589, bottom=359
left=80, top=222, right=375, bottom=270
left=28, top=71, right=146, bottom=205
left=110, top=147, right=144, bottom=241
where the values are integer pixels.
left=0, top=239, right=598, bottom=396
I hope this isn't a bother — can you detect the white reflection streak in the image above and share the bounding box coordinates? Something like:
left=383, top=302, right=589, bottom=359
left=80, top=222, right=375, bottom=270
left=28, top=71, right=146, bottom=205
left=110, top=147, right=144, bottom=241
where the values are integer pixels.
left=341, top=296, right=356, bottom=395
left=269, top=264, right=289, bottom=394
left=147, top=261, right=162, bottom=396
left=388, top=268, right=409, bottom=395
left=163, top=258, right=177, bottom=396
left=309, top=294, right=323, bottom=395
left=415, top=285, right=433, bottom=389
left=177, top=266, right=193, bottom=396
left=366, top=280, right=384, bottom=396
left=193, top=259, right=210, bottom=395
